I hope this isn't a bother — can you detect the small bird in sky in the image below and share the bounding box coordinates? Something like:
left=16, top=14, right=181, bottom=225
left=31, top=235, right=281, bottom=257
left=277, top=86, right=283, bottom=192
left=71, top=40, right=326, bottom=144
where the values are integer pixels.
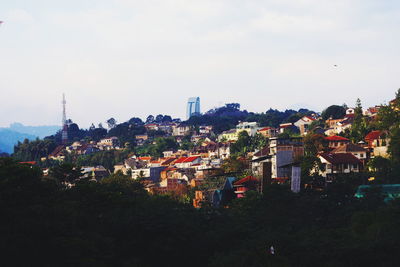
left=334, top=65, right=338, bottom=67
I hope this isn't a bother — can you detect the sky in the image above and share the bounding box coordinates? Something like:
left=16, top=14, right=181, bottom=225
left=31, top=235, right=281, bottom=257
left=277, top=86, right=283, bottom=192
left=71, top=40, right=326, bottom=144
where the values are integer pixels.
left=0, top=0, right=399, bottom=128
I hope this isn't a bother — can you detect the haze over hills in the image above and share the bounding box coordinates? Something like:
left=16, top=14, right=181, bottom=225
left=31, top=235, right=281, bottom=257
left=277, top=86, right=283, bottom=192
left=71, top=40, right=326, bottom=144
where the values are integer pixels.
left=0, top=123, right=60, bottom=154
left=7, top=123, right=60, bottom=139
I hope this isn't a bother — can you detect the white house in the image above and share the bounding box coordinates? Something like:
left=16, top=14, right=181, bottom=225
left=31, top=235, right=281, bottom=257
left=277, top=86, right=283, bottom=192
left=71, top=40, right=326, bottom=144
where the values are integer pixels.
left=316, top=152, right=362, bottom=179
left=236, top=122, right=259, bottom=136
left=294, top=116, right=316, bottom=135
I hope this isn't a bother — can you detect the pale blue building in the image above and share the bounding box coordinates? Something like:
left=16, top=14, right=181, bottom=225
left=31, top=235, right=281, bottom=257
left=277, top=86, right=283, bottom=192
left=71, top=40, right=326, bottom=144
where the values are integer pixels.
left=187, top=97, right=200, bottom=119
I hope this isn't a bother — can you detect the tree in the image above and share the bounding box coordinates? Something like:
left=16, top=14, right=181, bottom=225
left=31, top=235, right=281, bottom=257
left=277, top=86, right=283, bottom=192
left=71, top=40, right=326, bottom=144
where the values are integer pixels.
left=48, top=163, right=82, bottom=184
left=155, top=114, right=164, bottom=123
left=221, top=156, right=248, bottom=174
left=300, top=133, right=327, bottom=177
left=128, top=117, right=143, bottom=125
left=225, top=103, right=240, bottom=110
left=162, top=115, right=172, bottom=122
left=146, top=115, right=154, bottom=124
left=350, top=98, right=368, bottom=142
left=389, top=127, right=400, bottom=164
left=106, top=118, right=117, bottom=129
left=230, top=131, right=251, bottom=156
left=367, top=156, right=392, bottom=182
left=321, top=105, right=346, bottom=120
left=88, top=127, right=107, bottom=141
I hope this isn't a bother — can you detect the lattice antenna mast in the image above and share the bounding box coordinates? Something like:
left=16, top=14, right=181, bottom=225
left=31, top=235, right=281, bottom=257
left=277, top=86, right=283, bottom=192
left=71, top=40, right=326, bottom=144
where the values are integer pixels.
left=61, top=93, right=68, bottom=144
left=62, top=93, right=67, bottom=126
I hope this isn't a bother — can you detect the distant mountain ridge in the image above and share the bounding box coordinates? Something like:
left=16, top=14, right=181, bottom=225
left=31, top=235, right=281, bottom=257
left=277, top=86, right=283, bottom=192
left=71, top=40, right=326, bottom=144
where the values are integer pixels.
left=7, top=123, right=60, bottom=138
left=0, top=123, right=60, bottom=154
left=0, top=129, right=36, bottom=154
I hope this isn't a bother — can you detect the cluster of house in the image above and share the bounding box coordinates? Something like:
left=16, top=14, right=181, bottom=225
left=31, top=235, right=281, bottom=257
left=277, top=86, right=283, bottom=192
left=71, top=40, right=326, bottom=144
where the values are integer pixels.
left=39, top=103, right=394, bottom=207
left=191, top=127, right=390, bottom=207
left=112, top=140, right=230, bottom=192
left=217, top=106, right=384, bottom=142
left=46, top=137, right=122, bottom=161
left=136, top=123, right=214, bottom=145
left=217, top=116, right=320, bottom=142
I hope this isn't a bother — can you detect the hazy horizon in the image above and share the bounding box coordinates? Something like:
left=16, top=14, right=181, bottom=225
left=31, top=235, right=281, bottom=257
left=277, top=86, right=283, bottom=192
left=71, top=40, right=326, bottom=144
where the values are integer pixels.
left=1, top=0, right=399, bottom=128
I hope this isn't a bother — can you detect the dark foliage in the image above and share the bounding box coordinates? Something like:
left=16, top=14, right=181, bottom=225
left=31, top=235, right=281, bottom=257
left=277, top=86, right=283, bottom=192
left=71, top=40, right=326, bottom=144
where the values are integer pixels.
left=1, top=159, right=400, bottom=266
left=321, top=105, right=346, bottom=120
left=185, top=104, right=315, bottom=134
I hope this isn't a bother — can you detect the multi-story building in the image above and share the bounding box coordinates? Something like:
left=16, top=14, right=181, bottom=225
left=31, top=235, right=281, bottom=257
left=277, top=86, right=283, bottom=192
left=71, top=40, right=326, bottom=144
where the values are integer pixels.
left=172, top=124, right=192, bottom=136
left=187, top=97, right=201, bottom=119
left=269, top=137, right=304, bottom=179
left=257, top=127, right=278, bottom=138
left=97, top=137, right=119, bottom=150
left=236, top=121, right=259, bottom=136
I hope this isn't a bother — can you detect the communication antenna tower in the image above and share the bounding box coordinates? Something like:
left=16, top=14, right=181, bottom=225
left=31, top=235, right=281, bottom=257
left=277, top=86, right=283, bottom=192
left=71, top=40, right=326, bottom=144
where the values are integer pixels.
left=61, top=93, right=68, bottom=144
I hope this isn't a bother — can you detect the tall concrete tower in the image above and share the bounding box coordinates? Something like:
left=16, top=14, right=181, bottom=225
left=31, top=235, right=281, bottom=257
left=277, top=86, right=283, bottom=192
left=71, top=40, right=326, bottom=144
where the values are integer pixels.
left=61, top=93, right=68, bottom=144
left=187, top=97, right=200, bottom=119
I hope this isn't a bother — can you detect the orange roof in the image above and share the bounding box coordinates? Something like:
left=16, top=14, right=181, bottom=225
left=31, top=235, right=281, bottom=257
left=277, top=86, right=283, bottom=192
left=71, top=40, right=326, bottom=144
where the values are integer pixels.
left=325, top=136, right=349, bottom=141
left=138, top=156, right=152, bottom=161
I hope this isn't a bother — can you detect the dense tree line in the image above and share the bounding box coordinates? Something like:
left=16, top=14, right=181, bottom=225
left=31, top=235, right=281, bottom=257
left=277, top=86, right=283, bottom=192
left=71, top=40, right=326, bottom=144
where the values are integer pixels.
left=186, top=104, right=315, bottom=134
left=1, top=158, right=400, bottom=266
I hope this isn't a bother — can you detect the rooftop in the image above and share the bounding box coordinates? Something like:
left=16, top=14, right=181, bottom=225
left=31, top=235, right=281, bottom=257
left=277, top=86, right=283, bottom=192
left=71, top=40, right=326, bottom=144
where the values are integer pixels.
left=319, top=152, right=361, bottom=164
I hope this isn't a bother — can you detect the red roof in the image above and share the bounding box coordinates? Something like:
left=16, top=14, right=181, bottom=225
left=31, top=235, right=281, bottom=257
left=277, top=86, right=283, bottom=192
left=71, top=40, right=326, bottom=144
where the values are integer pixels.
left=19, top=161, right=36, bottom=165
left=279, top=123, right=293, bottom=128
left=254, top=146, right=269, bottom=157
left=319, top=152, right=361, bottom=164
left=161, top=158, right=176, bottom=165
left=174, top=156, right=201, bottom=164
left=234, top=176, right=258, bottom=185
left=183, top=156, right=200, bottom=163
left=367, top=107, right=379, bottom=114
left=304, top=116, right=316, bottom=121
left=325, top=136, right=349, bottom=141
left=365, top=130, right=382, bottom=141
left=259, top=127, right=272, bottom=131
left=49, top=145, right=65, bottom=157
left=174, top=157, right=188, bottom=163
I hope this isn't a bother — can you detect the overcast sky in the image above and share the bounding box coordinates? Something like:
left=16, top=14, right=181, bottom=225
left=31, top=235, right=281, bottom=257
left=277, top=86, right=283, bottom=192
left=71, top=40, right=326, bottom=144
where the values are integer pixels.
left=1, top=0, right=399, bottom=128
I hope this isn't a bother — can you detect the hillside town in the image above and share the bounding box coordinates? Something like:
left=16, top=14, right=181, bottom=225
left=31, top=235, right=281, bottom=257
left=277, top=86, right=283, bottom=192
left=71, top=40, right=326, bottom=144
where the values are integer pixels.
left=14, top=92, right=400, bottom=208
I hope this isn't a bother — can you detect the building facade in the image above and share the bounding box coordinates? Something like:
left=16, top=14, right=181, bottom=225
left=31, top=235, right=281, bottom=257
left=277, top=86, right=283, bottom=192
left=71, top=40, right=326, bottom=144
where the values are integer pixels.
left=187, top=97, right=201, bottom=119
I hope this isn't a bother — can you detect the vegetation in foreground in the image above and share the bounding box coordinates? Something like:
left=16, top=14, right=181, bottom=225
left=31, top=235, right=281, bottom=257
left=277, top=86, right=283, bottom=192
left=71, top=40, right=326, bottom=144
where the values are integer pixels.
left=1, top=158, right=400, bottom=267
